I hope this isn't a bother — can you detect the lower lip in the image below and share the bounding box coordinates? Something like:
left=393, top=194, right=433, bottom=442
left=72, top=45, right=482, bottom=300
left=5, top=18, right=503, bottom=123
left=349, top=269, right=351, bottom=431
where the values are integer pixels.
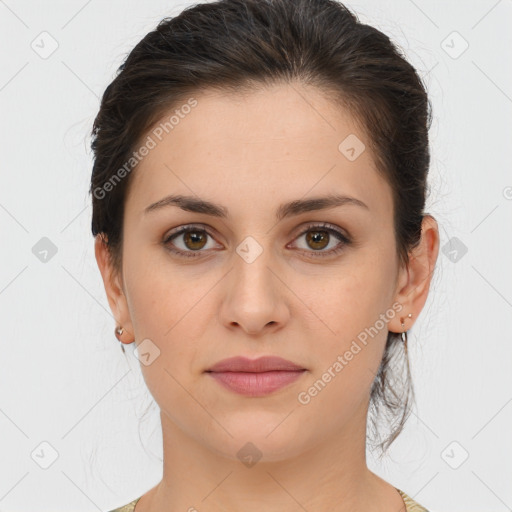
left=207, top=370, right=306, bottom=396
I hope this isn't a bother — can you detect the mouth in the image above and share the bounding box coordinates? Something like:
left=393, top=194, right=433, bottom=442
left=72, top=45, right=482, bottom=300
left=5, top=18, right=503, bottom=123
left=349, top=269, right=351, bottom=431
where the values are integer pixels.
left=205, top=355, right=307, bottom=396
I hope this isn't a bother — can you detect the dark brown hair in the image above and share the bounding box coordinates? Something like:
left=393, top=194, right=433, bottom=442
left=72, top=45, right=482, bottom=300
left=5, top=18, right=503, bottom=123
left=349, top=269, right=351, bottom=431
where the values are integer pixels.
left=90, top=0, right=433, bottom=455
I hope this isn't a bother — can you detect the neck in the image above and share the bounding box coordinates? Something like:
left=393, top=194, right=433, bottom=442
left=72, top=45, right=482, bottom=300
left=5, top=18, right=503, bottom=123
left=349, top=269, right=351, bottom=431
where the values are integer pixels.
left=137, top=400, right=406, bottom=512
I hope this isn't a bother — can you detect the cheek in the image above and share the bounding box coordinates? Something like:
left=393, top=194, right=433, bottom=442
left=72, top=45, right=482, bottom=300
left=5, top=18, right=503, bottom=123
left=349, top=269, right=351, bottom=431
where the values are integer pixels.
left=296, top=276, right=391, bottom=417
left=294, top=250, right=397, bottom=388
left=123, top=241, right=190, bottom=333
left=123, top=250, right=212, bottom=372
left=299, top=260, right=395, bottom=342
left=126, top=264, right=208, bottom=414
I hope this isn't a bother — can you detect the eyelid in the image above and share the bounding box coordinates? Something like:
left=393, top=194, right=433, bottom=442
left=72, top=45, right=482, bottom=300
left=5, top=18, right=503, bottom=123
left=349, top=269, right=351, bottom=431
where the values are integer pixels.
left=163, top=223, right=217, bottom=240
left=292, top=221, right=349, bottom=240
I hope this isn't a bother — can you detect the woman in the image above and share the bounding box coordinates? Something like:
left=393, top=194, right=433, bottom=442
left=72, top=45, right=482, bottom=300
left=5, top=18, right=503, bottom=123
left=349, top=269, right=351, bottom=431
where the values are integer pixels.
left=91, top=0, right=439, bottom=510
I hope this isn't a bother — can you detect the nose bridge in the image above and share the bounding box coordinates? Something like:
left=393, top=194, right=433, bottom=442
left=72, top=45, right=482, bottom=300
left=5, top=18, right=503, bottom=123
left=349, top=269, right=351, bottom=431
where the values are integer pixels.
left=232, top=235, right=276, bottom=301
left=221, top=234, right=288, bottom=333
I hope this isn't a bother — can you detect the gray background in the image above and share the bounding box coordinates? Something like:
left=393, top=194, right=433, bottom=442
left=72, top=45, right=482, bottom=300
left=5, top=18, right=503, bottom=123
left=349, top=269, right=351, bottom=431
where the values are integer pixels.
left=1, top=0, right=511, bottom=510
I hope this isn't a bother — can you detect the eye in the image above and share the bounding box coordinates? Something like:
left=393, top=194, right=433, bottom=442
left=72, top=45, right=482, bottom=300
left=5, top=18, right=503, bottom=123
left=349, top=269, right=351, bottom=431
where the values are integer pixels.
left=162, top=222, right=351, bottom=259
left=289, top=222, right=351, bottom=258
left=163, top=224, right=220, bottom=258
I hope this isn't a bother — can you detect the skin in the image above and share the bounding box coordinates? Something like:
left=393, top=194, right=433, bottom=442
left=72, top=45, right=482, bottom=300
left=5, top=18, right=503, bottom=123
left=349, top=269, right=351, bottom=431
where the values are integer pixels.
left=95, top=82, right=439, bottom=512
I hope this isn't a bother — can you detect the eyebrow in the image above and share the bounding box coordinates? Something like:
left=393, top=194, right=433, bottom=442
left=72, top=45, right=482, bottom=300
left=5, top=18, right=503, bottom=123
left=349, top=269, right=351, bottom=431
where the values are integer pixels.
left=144, top=193, right=369, bottom=221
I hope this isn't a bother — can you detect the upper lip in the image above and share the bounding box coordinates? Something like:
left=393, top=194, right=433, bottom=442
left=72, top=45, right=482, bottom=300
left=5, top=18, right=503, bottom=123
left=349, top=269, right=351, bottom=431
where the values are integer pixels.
left=206, top=356, right=306, bottom=373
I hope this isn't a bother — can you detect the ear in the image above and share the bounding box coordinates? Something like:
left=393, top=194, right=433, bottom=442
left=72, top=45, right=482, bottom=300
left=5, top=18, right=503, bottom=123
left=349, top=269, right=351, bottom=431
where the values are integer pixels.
left=94, top=234, right=134, bottom=343
left=389, top=215, right=440, bottom=333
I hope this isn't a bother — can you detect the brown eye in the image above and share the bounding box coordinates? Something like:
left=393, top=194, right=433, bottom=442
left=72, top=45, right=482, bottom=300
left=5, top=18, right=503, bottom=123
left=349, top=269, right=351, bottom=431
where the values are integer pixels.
left=291, top=223, right=351, bottom=258
left=183, top=230, right=208, bottom=250
left=163, top=223, right=350, bottom=260
left=305, top=230, right=330, bottom=251
left=163, top=225, right=220, bottom=258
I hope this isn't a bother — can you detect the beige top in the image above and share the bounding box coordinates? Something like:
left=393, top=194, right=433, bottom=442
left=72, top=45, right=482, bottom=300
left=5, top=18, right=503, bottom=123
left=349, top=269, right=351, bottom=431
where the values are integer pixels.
left=108, top=487, right=428, bottom=511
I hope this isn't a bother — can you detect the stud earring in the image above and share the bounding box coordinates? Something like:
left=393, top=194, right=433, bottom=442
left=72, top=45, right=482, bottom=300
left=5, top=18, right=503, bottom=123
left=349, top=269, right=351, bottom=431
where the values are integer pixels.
left=115, top=326, right=124, bottom=341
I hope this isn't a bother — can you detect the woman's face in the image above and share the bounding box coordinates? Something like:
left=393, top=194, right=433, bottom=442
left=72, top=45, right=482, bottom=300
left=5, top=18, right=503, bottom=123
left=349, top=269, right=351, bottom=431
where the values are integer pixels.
left=98, top=82, right=425, bottom=461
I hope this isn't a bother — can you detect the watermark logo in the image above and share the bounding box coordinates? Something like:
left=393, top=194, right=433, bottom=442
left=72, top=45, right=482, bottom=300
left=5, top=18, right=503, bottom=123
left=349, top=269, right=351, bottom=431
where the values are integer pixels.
left=338, top=134, right=366, bottom=161
left=441, top=441, right=469, bottom=469
left=31, top=31, right=59, bottom=59
left=31, top=441, right=59, bottom=469
left=441, top=31, right=469, bottom=60
left=236, top=441, right=263, bottom=468
left=32, top=237, right=58, bottom=263
left=236, top=236, right=264, bottom=264
left=133, top=338, right=161, bottom=366
left=441, top=236, right=468, bottom=263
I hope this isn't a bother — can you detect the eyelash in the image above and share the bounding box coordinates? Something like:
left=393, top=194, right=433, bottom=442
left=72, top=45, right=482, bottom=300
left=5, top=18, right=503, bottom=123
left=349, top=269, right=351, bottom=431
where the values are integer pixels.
left=162, top=222, right=351, bottom=259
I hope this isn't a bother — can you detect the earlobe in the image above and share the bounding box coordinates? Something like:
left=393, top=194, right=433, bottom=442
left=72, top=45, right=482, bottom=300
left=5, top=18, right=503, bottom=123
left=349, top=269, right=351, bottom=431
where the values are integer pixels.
left=389, top=215, right=440, bottom=334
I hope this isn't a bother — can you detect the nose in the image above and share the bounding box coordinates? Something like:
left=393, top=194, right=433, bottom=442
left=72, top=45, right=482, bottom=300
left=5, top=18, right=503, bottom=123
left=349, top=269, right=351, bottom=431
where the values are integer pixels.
left=219, top=249, right=290, bottom=336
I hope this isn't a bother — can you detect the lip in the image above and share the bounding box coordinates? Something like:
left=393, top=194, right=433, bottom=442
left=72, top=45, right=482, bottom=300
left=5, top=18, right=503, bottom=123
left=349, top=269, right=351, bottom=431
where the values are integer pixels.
left=207, top=356, right=305, bottom=373
left=205, top=356, right=307, bottom=397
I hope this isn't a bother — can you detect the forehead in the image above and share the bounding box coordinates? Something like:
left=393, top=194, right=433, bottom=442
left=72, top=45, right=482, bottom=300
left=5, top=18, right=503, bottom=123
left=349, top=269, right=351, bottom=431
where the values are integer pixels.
left=125, top=83, right=393, bottom=221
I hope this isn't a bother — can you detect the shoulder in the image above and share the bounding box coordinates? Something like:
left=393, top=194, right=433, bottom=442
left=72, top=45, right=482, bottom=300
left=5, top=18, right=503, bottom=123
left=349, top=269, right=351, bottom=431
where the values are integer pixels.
left=107, top=496, right=142, bottom=512
left=396, top=488, right=430, bottom=512
left=112, top=490, right=428, bottom=512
